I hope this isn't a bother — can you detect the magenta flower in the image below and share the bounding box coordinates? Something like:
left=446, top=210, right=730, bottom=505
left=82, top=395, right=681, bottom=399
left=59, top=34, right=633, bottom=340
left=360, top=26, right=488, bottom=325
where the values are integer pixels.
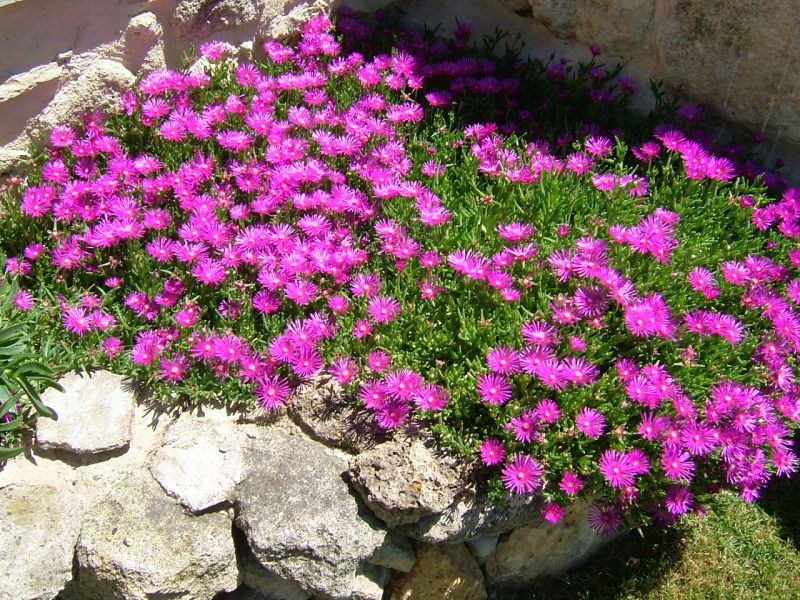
left=62, top=307, right=93, bottom=336
left=479, top=438, right=506, bottom=466
left=559, top=470, right=584, bottom=496
left=367, top=295, right=401, bottom=323
left=575, top=407, right=606, bottom=438
left=412, top=384, right=449, bottom=411
left=541, top=501, right=565, bottom=524
left=598, top=450, right=636, bottom=489
left=501, top=453, right=544, bottom=494
left=661, top=449, right=695, bottom=482
left=534, top=398, right=560, bottom=424
left=375, top=400, right=409, bottom=429
left=476, top=373, right=513, bottom=405
left=664, top=485, right=693, bottom=515
left=587, top=504, right=622, bottom=535
left=291, top=348, right=323, bottom=378
left=256, top=375, right=292, bottom=410
left=486, top=346, right=520, bottom=374
left=159, top=354, right=189, bottom=382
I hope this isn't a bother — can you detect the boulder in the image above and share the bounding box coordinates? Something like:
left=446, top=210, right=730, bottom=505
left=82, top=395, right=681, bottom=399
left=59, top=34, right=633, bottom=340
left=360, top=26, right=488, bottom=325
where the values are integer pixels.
left=387, top=542, right=487, bottom=600
left=348, top=435, right=472, bottom=528
left=36, top=370, right=135, bottom=455
left=397, top=491, right=541, bottom=543
left=286, top=377, right=385, bottom=454
left=483, top=499, right=610, bottom=588
left=149, top=410, right=248, bottom=513
left=234, top=426, right=390, bottom=600
left=368, top=532, right=416, bottom=573
left=72, top=471, right=238, bottom=599
left=0, top=484, right=83, bottom=600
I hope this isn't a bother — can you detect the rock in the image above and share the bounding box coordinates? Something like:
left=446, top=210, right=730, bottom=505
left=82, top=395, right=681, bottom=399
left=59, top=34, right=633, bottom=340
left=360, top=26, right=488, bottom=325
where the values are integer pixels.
left=348, top=435, right=472, bottom=528
left=0, top=484, right=83, bottom=600
left=388, top=542, right=487, bottom=600
left=398, top=491, right=541, bottom=543
left=235, top=426, right=389, bottom=600
left=368, top=532, right=416, bottom=573
left=286, top=377, right=385, bottom=454
left=483, top=499, right=610, bottom=588
left=0, top=62, right=62, bottom=104
left=36, top=370, right=135, bottom=455
left=172, top=0, right=266, bottom=41
left=119, top=11, right=166, bottom=73
left=72, top=471, right=238, bottom=599
left=149, top=410, right=247, bottom=513
left=466, top=535, right=498, bottom=564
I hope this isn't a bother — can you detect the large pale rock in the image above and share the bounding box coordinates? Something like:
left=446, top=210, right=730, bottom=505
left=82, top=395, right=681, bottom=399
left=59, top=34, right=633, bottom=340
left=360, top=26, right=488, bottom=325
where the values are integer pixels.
left=398, top=491, right=540, bottom=543
left=173, top=0, right=268, bottom=41
left=149, top=410, right=247, bottom=513
left=388, top=542, right=487, bottom=600
left=368, top=532, right=416, bottom=573
left=483, top=499, right=610, bottom=587
left=348, top=435, right=472, bottom=528
left=0, top=484, right=83, bottom=600
left=73, top=471, right=238, bottom=599
left=0, top=62, right=62, bottom=104
left=286, top=377, right=385, bottom=454
left=36, top=370, right=135, bottom=455
left=235, top=426, right=389, bottom=600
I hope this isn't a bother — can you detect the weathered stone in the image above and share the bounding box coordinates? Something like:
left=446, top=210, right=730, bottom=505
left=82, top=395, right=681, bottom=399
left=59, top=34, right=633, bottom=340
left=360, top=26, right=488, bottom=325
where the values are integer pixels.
left=0, top=484, right=83, bottom=600
left=466, top=535, right=498, bottom=564
left=398, top=491, right=540, bottom=543
left=235, top=426, right=389, bottom=600
left=0, top=62, right=62, bottom=104
left=483, top=499, right=610, bottom=588
left=368, top=532, right=416, bottom=573
left=388, top=542, right=487, bottom=600
left=36, top=370, right=135, bottom=455
left=73, top=471, right=238, bottom=599
left=149, top=409, right=248, bottom=513
left=348, top=435, right=472, bottom=528
left=286, top=377, right=385, bottom=454
left=172, top=0, right=267, bottom=41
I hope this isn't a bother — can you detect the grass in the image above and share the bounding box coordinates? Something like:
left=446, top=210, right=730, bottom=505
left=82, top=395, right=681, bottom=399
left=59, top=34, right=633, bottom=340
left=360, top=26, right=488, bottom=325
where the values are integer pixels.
left=504, top=475, right=800, bottom=599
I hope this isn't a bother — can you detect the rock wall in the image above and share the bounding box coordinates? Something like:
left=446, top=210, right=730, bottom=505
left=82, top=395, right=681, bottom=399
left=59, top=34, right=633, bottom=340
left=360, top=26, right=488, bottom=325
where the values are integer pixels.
left=3, top=0, right=796, bottom=176
left=0, top=0, right=396, bottom=173
left=0, top=371, right=609, bottom=599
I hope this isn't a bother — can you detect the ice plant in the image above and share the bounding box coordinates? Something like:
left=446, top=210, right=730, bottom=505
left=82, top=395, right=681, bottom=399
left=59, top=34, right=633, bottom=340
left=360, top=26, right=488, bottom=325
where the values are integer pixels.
left=2, top=7, right=799, bottom=538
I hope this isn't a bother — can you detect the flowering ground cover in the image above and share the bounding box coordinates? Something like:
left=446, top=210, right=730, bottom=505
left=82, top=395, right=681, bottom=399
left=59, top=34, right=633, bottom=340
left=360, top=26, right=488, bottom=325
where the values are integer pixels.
left=1, top=7, right=799, bottom=536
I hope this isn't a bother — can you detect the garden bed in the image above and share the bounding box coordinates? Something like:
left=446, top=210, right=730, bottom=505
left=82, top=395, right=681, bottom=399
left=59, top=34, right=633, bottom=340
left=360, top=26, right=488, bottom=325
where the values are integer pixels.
left=1, top=5, right=799, bottom=598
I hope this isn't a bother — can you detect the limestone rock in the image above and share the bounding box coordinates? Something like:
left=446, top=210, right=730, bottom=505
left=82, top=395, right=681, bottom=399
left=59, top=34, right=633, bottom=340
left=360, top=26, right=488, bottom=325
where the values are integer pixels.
left=398, top=491, right=540, bottom=543
left=465, top=535, right=498, bottom=564
left=73, top=471, right=238, bottom=599
left=36, top=370, right=135, bottom=455
left=172, top=0, right=267, bottom=41
left=388, top=542, right=487, bottom=600
left=348, top=435, right=472, bottom=528
left=483, top=499, right=610, bottom=587
left=149, top=410, right=247, bottom=513
left=0, top=62, right=62, bottom=104
left=235, top=427, right=389, bottom=600
left=368, top=532, right=416, bottom=573
left=0, top=484, right=83, bottom=600
left=286, top=377, right=385, bottom=454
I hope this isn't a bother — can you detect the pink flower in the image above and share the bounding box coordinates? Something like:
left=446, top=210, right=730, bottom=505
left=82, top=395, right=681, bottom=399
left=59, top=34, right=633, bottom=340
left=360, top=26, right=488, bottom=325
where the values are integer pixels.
left=367, top=295, right=401, bottom=323
left=541, top=501, right=565, bottom=524
left=159, top=354, right=189, bottom=382
left=575, top=407, right=606, bottom=438
left=598, top=450, right=636, bottom=489
left=479, top=438, right=506, bottom=466
left=559, top=470, right=584, bottom=496
left=412, top=384, right=449, bottom=411
left=501, top=453, right=544, bottom=494
left=476, top=373, right=513, bottom=405
left=256, top=375, right=292, bottom=410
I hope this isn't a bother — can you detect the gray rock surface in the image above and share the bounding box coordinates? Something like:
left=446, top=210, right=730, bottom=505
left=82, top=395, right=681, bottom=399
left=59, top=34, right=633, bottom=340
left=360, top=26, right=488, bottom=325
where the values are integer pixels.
left=398, top=492, right=541, bottom=543
left=387, top=541, right=487, bottom=600
left=0, top=484, right=83, bottom=600
left=483, top=499, right=610, bottom=587
left=73, top=471, right=238, bottom=599
left=367, top=532, right=416, bottom=573
left=235, top=426, right=390, bottom=600
left=286, top=377, right=385, bottom=454
left=149, top=410, right=247, bottom=513
left=36, top=370, right=135, bottom=455
left=348, top=435, right=472, bottom=528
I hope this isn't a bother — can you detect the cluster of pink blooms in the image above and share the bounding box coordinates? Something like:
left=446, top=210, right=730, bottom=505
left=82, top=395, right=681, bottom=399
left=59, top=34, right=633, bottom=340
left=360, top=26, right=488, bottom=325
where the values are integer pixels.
left=7, top=8, right=800, bottom=537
